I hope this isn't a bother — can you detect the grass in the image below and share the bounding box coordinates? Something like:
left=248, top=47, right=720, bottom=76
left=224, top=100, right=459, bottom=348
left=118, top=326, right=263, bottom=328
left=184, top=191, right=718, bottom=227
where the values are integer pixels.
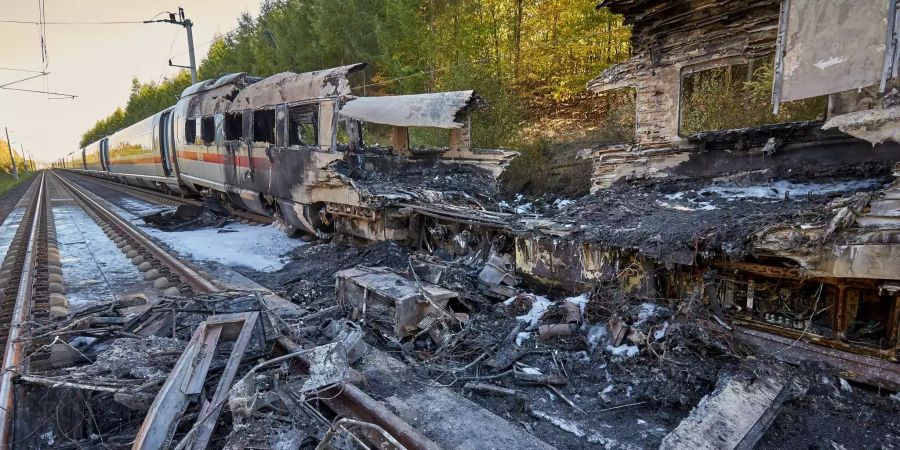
left=0, top=171, right=35, bottom=197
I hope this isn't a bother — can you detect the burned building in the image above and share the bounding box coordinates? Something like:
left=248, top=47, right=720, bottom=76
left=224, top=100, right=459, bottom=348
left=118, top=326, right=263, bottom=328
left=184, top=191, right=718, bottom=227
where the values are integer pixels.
left=559, top=0, right=900, bottom=387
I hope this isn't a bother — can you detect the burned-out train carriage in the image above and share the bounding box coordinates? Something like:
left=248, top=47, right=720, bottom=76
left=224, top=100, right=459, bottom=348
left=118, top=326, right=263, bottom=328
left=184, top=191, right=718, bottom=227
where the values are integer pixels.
left=66, top=63, right=514, bottom=240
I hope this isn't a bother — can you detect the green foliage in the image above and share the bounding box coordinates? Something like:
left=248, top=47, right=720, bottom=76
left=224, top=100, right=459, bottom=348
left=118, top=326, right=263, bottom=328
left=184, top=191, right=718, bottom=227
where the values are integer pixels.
left=0, top=140, right=31, bottom=174
left=0, top=171, right=33, bottom=196
left=680, top=59, right=826, bottom=135
left=81, top=0, right=632, bottom=150
left=500, top=139, right=591, bottom=198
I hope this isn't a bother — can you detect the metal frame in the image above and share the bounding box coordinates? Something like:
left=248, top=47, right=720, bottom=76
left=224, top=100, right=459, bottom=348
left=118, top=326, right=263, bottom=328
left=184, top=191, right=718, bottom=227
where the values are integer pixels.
left=882, top=0, right=900, bottom=92
left=771, top=0, right=791, bottom=114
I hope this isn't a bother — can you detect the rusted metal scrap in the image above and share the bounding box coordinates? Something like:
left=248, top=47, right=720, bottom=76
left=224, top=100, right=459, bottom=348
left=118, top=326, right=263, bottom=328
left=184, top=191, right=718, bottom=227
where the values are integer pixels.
left=335, top=266, right=460, bottom=340
left=538, top=300, right=582, bottom=340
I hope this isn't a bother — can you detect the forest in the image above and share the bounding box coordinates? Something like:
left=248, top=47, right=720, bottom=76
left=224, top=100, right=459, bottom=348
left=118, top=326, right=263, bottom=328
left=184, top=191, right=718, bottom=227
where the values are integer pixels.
left=0, top=140, right=32, bottom=175
left=79, top=0, right=632, bottom=151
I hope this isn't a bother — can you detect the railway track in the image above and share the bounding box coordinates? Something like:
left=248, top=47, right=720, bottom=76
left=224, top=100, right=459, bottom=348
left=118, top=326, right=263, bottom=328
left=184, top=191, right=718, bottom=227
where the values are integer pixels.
left=0, top=173, right=44, bottom=447
left=63, top=170, right=273, bottom=225
left=52, top=171, right=219, bottom=295
left=0, top=171, right=221, bottom=446
left=0, top=170, right=433, bottom=449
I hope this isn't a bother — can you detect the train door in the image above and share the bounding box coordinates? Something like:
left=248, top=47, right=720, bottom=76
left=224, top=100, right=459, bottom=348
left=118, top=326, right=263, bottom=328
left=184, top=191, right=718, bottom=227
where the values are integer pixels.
left=100, top=138, right=110, bottom=171
left=242, top=111, right=254, bottom=182
left=318, top=99, right=337, bottom=151
left=159, top=111, right=173, bottom=176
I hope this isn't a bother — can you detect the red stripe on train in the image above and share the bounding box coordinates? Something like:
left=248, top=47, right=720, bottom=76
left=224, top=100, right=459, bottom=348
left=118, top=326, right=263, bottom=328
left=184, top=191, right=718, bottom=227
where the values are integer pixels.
left=177, top=151, right=271, bottom=170
left=108, top=156, right=162, bottom=165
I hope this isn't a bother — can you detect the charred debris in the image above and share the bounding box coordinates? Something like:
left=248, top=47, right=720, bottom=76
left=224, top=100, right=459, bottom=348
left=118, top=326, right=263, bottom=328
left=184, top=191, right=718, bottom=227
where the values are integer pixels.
left=15, top=0, right=900, bottom=448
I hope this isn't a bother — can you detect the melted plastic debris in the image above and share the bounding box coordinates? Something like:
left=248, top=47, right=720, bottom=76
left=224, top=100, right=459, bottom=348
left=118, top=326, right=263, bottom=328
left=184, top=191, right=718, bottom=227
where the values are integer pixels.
left=606, top=343, right=640, bottom=358
left=505, top=294, right=552, bottom=329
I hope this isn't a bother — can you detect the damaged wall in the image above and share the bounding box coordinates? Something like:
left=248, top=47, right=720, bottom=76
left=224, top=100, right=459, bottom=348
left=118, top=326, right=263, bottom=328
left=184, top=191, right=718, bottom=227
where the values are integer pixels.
left=586, top=0, right=894, bottom=190
left=590, top=0, right=782, bottom=147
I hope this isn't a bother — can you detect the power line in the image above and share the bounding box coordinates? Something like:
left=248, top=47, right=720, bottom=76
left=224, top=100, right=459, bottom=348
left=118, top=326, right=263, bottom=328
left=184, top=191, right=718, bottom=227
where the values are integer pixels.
left=157, top=28, right=181, bottom=83
left=0, top=19, right=145, bottom=25
left=170, top=25, right=240, bottom=59
left=0, top=72, right=47, bottom=88
left=144, top=8, right=197, bottom=83
left=0, top=67, right=44, bottom=73
left=0, top=86, right=76, bottom=99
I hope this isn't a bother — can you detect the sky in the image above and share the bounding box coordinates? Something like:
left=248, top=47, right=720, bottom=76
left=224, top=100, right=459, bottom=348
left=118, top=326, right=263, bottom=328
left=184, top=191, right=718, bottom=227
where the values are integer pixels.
left=0, top=0, right=264, bottom=163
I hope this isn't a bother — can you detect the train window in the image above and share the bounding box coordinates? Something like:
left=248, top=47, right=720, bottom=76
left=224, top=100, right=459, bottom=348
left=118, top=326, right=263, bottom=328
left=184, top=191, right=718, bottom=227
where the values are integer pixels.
left=253, top=109, right=276, bottom=144
left=185, top=118, right=197, bottom=144
left=200, top=116, right=215, bottom=145
left=336, top=120, right=350, bottom=145
left=288, top=104, right=317, bottom=146
left=224, top=113, right=242, bottom=140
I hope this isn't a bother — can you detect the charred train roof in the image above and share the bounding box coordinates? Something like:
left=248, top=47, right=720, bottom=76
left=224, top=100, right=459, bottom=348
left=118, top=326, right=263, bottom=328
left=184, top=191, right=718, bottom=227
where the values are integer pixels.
left=228, top=63, right=365, bottom=110
left=339, top=91, right=486, bottom=129
left=179, top=63, right=366, bottom=118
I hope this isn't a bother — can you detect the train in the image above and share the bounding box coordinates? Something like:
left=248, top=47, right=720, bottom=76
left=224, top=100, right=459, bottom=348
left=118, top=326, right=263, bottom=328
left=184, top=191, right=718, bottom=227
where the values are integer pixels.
left=55, top=63, right=516, bottom=241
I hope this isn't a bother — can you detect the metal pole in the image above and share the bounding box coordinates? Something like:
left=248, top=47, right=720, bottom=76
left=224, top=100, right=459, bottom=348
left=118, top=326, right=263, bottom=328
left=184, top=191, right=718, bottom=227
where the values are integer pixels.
left=3, top=127, right=18, bottom=180
left=185, top=19, right=197, bottom=84
left=144, top=8, right=197, bottom=84
left=19, top=144, right=32, bottom=172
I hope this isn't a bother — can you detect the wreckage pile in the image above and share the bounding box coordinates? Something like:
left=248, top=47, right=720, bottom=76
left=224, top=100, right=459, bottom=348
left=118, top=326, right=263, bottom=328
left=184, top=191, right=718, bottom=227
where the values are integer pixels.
left=14, top=228, right=899, bottom=448
left=15, top=290, right=392, bottom=449
left=332, top=155, right=501, bottom=209
left=16, top=162, right=899, bottom=448
left=548, top=160, right=897, bottom=263
left=242, top=237, right=900, bottom=449
left=248, top=241, right=761, bottom=448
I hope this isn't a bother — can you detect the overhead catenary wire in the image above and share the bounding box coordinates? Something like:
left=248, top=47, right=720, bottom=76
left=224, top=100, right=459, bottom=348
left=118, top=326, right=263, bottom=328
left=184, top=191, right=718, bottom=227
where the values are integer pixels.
left=0, top=19, right=145, bottom=25
left=157, top=28, right=182, bottom=83
left=0, top=1, right=76, bottom=99
left=0, top=67, right=44, bottom=73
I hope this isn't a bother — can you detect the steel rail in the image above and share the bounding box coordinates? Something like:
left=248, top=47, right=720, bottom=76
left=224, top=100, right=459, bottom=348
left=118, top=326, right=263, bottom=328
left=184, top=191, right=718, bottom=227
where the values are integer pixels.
left=0, top=172, right=45, bottom=448
left=63, top=171, right=273, bottom=224
left=51, top=171, right=218, bottom=294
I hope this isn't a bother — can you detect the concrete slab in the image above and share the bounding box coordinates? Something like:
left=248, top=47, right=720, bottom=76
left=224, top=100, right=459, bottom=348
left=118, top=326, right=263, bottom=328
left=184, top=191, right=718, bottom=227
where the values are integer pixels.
left=660, top=370, right=794, bottom=450
left=355, top=349, right=556, bottom=450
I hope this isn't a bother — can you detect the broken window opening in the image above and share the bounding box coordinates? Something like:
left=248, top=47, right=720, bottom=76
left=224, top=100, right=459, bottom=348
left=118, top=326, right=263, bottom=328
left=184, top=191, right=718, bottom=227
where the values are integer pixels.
left=595, top=87, right=637, bottom=144
left=253, top=109, right=276, bottom=144
left=224, top=113, right=242, bottom=141
left=843, top=288, right=892, bottom=347
left=362, top=122, right=392, bottom=147
left=184, top=118, right=197, bottom=145
left=336, top=119, right=351, bottom=145
left=679, top=57, right=827, bottom=135
left=200, top=116, right=215, bottom=146
left=287, top=104, right=317, bottom=146
left=409, top=127, right=451, bottom=149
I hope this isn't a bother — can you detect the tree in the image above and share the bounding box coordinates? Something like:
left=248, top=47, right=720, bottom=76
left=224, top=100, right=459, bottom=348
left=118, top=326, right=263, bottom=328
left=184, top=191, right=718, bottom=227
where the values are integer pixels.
left=80, top=0, right=632, bottom=149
